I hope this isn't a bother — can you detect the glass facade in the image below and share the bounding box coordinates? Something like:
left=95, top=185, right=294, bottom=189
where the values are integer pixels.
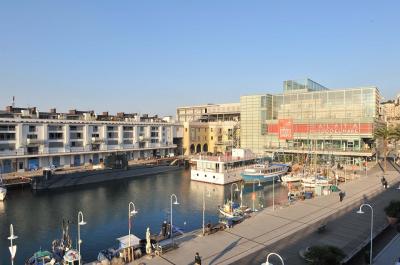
left=240, top=84, right=381, bottom=160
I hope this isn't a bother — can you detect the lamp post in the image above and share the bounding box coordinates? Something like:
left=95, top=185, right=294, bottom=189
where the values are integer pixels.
left=128, top=202, right=138, bottom=247
left=77, top=211, right=87, bottom=265
left=262, top=252, right=284, bottom=265
left=357, top=203, right=373, bottom=265
left=170, top=194, right=179, bottom=246
left=202, top=189, right=211, bottom=236
left=230, top=183, right=239, bottom=212
left=8, top=224, right=17, bottom=265
left=252, top=180, right=262, bottom=211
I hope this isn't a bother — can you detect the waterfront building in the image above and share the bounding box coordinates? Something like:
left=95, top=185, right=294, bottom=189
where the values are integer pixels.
left=0, top=106, right=181, bottom=173
left=240, top=78, right=384, bottom=164
left=177, top=103, right=240, bottom=155
left=380, top=96, right=400, bottom=126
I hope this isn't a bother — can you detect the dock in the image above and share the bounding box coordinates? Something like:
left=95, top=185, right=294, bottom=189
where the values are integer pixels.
left=133, top=162, right=399, bottom=265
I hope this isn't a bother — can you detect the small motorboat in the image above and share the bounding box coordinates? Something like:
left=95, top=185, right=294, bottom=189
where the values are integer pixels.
left=0, top=174, right=6, bottom=201
left=25, top=250, right=56, bottom=265
left=63, top=249, right=80, bottom=265
left=281, top=174, right=303, bottom=184
left=218, top=202, right=244, bottom=222
left=0, top=186, right=6, bottom=201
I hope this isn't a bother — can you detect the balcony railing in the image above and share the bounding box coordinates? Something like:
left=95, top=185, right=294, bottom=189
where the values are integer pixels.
left=0, top=143, right=177, bottom=157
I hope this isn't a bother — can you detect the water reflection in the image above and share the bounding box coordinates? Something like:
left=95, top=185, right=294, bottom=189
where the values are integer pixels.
left=0, top=169, right=287, bottom=264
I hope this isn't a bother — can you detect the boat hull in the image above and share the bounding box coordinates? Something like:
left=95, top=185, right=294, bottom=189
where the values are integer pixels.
left=0, top=187, right=6, bottom=201
left=241, top=173, right=281, bottom=183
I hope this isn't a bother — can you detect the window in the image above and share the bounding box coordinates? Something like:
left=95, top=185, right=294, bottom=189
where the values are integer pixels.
left=0, top=133, right=16, bottom=140
left=27, top=134, right=38, bottom=139
left=29, top=126, right=36, bottom=132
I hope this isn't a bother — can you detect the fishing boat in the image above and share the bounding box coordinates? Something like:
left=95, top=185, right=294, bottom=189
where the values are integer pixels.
left=241, top=163, right=289, bottom=183
left=218, top=201, right=245, bottom=221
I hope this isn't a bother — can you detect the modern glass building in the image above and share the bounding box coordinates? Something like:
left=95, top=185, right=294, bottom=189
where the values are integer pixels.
left=240, top=79, right=383, bottom=164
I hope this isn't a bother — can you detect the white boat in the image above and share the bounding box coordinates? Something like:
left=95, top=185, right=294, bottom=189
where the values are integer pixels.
left=241, top=163, right=289, bottom=183
left=63, top=249, right=80, bottom=265
left=218, top=202, right=244, bottom=222
left=0, top=174, right=6, bottom=201
left=0, top=187, right=6, bottom=201
left=191, top=148, right=267, bottom=185
left=281, top=173, right=302, bottom=183
left=301, top=176, right=330, bottom=188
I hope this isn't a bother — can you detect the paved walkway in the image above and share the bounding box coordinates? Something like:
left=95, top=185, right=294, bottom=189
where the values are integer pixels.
left=130, top=163, right=399, bottom=265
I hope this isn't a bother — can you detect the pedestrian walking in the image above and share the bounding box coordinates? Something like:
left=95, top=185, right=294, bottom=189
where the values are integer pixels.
left=339, top=191, right=345, bottom=202
left=194, top=252, right=202, bottom=265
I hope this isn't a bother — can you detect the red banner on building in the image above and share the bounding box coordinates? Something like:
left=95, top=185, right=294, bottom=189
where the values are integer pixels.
left=278, top=119, right=294, bottom=140
left=268, top=122, right=373, bottom=135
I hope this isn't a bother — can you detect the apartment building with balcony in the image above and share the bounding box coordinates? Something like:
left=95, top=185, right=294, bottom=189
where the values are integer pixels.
left=0, top=106, right=181, bottom=173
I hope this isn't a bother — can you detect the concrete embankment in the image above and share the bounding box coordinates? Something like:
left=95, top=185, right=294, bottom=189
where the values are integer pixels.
left=31, top=165, right=182, bottom=191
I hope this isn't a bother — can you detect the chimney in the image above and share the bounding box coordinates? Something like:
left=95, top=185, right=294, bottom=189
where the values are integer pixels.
left=69, top=109, right=77, bottom=114
left=50, top=108, right=56, bottom=114
left=102, top=111, right=109, bottom=116
left=117, top=112, right=124, bottom=117
left=6, top=106, right=13, bottom=112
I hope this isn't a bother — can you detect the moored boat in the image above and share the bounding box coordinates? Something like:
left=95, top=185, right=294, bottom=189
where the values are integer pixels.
left=241, top=163, right=289, bottom=183
left=63, top=249, right=80, bottom=265
left=0, top=174, right=6, bottom=201
left=25, top=250, right=56, bottom=265
left=0, top=186, right=6, bottom=201
left=281, top=173, right=303, bottom=184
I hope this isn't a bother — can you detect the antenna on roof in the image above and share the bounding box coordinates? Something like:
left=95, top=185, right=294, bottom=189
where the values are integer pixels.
left=12, top=96, right=15, bottom=108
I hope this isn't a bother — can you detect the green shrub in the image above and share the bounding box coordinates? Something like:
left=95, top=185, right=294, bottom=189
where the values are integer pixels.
left=384, top=200, right=400, bottom=218
left=304, top=245, right=345, bottom=265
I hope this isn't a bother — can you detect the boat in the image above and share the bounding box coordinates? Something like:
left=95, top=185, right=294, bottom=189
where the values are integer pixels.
left=63, top=249, right=80, bottom=265
left=191, top=148, right=269, bottom=185
left=0, top=186, right=6, bottom=201
left=218, top=201, right=245, bottom=221
left=0, top=173, right=6, bottom=201
left=241, top=163, right=289, bottom=183
left=301, top=176, right=330, bottom=188
left=281, top=173, right=303, bottom=183
left=25, top=250, right=56, bottom=265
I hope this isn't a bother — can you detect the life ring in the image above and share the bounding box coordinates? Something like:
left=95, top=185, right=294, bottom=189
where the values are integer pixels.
left=155, top=250, right=161, bottom=256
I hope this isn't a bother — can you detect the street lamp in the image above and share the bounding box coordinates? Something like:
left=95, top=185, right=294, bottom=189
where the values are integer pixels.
left=252, top=180, right=262, bottom=211
left=128, top=202, right=138, bottom=247
left=230, top=183, right=240, bottom=212
left=202, top=189, right=211, bottom=236
left=8, top=224, right=18, bottom=265
left=262, top=252, right=285, bottom=265
left=77, top=211, right=87, bottom=265
left=170, top=194, right=179, bottom=246
left=357, top=203, right=373, bottom=265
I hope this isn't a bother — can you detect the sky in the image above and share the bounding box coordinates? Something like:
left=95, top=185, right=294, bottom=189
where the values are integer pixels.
left=0, top=1, right=399, bottom=116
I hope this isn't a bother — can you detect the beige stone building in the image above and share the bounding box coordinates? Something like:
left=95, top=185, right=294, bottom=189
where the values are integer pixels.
left=177, top=103, right=240, bottom=155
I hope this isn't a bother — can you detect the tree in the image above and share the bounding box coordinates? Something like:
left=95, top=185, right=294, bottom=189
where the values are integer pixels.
left=374, top=126, right=397, bottom=172
left=304, top=245, right=345, bottom=265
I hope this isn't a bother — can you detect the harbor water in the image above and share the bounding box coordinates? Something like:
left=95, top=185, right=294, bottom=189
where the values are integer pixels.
left=0, top=168, right=288, bottom=264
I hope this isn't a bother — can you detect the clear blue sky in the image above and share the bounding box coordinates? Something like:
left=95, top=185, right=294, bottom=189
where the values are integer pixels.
left=0, top=1, right=399, bottom=116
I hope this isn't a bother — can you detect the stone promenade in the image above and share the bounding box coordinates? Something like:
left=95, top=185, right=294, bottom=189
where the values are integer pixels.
left=132, top=163, right=399, bottom=265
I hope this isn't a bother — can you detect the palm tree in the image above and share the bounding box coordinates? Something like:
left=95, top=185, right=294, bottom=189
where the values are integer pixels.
left=374, top=126, right=397, bottom=172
